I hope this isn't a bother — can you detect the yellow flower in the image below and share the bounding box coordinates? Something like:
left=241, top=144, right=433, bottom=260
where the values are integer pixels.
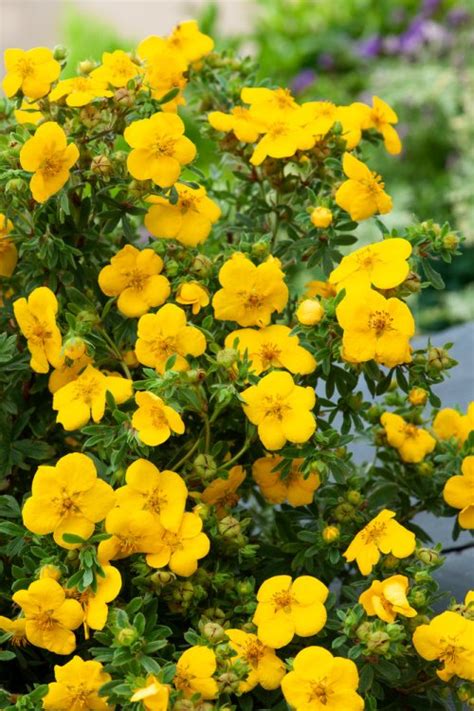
left=252, top=456, right=320, bottom=506
left=281, top=646, right=364, bottom=711
left=115, top=458, right=187, bottom=532
left=408, top=387, right=428, bottom=406
left=81, top=564, right=122, bottom=631
left=43, top=655, right=112, bottom=710
left=146, top=512, right=210, bottom=577
left=19, top=122, right=79, bottom=203
left=174, top=646, right=218, bottom=699
left=131, top=676, right=170, bottom=710
left=253, top=575, right=328, bottom=648
left=124, top=113, right=196, bottom=187
left=176, top=282, right=210, bottom=315
left=98, top=508, right=163, bottom=563
left=48, top=353, right=93, bottom=394
left=241, top=370, right=316, bottom=450
left=166, top=20, right=214, bottom=65
left=135, top=303, right=206, bottom=374
left=213, top=253, right=288, bottom=327
left=98, top=245, right=170, bottom=318
left=250, top=115, right=316, bottom=166
left=310, top=206, right=333, bottom=228
left=336, top=288, right=414, bottom=367
left=22, top=452, right=116, bottom=548
left=91, top=49, right=141, bottom=87
left=49, top=75, right=113, bottom=106
left=14, top=99, right=42, bottom=125
left=305, top=280, right=336, bottom=299
left=13, top=286, right=63, bottom=373
left=137, top=36, right=187, bottom=110
left=301, top=100, right=338, bottom=137
left=12, top=578, right=83, bottom=655
left=343, top=508, right=416, bottom=575
left=433, top=404, right=474, bottom=445
left=335, top=103, right=369, bottom=150
left=242, top=87, right=300, bottom=120
left=226, top=629, right=285, bottom=692
left=443, top=456, right=474, bottom=529
left=295, top=298, right=325, bottom=326
left=413, top=611, right=474, bottom=682
left=381, top=412, right=436, bottom=463
left=2, top=47, right=60, bottom=99
left=201, top=465, right=246, bottom=517
left=360, top=96, right=402, bottom=155
left=0, top=214, right=17, bottom=277
left=63, top=336, right=86, bottom=361
left=208, top=107, right=264, bottom=143
left=225, top=324, right=316, bottom=375
left=132, top=391, right=185, bottom=446
left=145, top=183, right=220, bottom=246
left=359, top=575, right=417, bottom=622
left=53, top=365, right=132, bottom=430
left=0, top=616, right=27, bottom=646
left=329, top=238, right=412, bottom=292
left=335, top=152, right=392, bottom=221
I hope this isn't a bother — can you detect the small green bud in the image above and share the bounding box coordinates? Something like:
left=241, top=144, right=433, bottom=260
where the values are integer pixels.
left=356, top=621, right=372, bottom=641
left=114, top=87, right=134, bottom=107
left=417, top=548, right=441, bottom=565
left=382, top=554, right=400, bottom=570
left=346, top=490, right=362, bottom=505
left=150, top=570, right=175, bottom=586
left=191, top=254, right=213, bottom=278
left=78, top=59, right=95, bottom=75
left=193, top=454, right=217, bottom=481
left=409, top=588, right=427, bottom=607
left=417, top=462, right=433, bottom=477
left=90, top=155, right=112, bottom=177
left=53, top=45, right=68, bottom=61
left=5, top=178, right=25, bottom=194
left=166, top=260, right=179, bottom=277
left=218, top=516, right=242, bottom=540
left=442, top=233, right=459, bottom=251
left=218, top=671, right=241, bottom=694
left=427, top=346, right=453, bottom=371
left=322, top=525, right=340, bottom=543
left=251, top=240, right=269, bottom=259
left=203, top=622, right=226, bottom=643
left=334, top=503, right=355, bottom=522
left=365, top=630, right=390, bottom=654
left=115, top=627, right=138, bottom=646
left=216, top=348, right=238, bottom=368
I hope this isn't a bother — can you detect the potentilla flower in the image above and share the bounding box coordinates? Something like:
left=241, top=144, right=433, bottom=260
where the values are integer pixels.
left=80, top=564, right=122, bottom=631
left=98, top=508, right=164, bottom=563
left=0, top=617, right=27, bottom=646
left=49, top=75, right=113, bottom=106
left=300, top=100, right=338, bottom=137
left=176, top=282, right=210, bottom=315
left=14, top=99, right=43, bottom=125
left=2, top=47, right=60, bottom=99
left=253, top=574, right=328, bottom=648
left=250, top=115, right=316, bottom=166
left=226, top=629, right=285, bottom=692
left=166, top=20, right=215, bottom=64
left=242, top=87, right=300, bottom=121
left=381, top=412, right=436, bottom=463
left=329, top=238, right=412, bottom=292
left=335, top=152, right=392, bottom=221
left=91, top=49, right=141, bottom=87
left=305, top=280, right=336, bottom=299
left=12, top=579, right=83, bottom=655
left=174, top=646, right=218, bottom=700
left=252, top=456, right=320, bottom=506
left=136, top=303, right=206, bottom=373
left=52, top=365, right=133, bottom=430
left=413, top=611, right=474, bottom=681
left=359, top=95, right=402, bottom=155
left=201, top=465, right=246, bottom=518
left=208, top=107, right=265, bottom=143
left=433, top=404, right=474, bottom=445
left=281, top=646, right=364, bottom=711
left=137, top=36, right=188, bottom=110
left=335, top=104, right=369, bottom=150
left=295, top=298, right=325, bottom=326
left=13, top=286, right=63, bottom=373
left=48, top=353, right=93, bottom=393
left=115, top=458, right=187, bottom=532
left=98, top=245, right=170, bottom=318
left=132, top=391, right=185, bottom=446
left=343, top=509, right=416, bottom=575
left=213, top=253, right=288, bottom=327
left=0, top=214, right=17, bottom=277
left=241, top=370, right=316, bottom=450
left=146, top=511, right=210, bottom=576
left=336, top=287, right=414, bottom=367
left=359, top=575, right=417, bottom=622
left=225, top=324, right=316, bottom=375
left=124, top=113, right=196, bottom=187
left=443, top=456, right=474, bottom=529
left=19, top=121, right=79, bottom=203
left=408, top=387, right=428, bottom=406
left=22, top=452, right=116, bottom=548
left=130, top=675, right=170, bottom=710
left=144, top=183, right=221, bottom=246
left=310, top=205, right=333, bottom=228
left=42, top=655, right=112, bottom=710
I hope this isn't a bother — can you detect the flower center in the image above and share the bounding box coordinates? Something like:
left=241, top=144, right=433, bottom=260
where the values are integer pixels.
left=174, top=671, right=191, bottom=693
left=34, top=611, right=56, bottom=630
left=161, top=530, right=182, bottom=551
left=362, top=173, right=385, bottom=194
left=272, top=590, right=294, bottom=611
left=404, top=424, right=419, bottom=439
left=113, top=58, right=134, bottom=78
left=152, top=336, right=177, bottom=357
left=309, top=681, right=329, bottom=704
left=244, top=640, right=265, bottom=667
left=440, top=642, right=463, bottom=665
left=16, top=57, right=35, bottom=78
left=57, top=492, right=80, bottom=517
left=149, top=405, right=168, bottom=429
left=259, top=342, right=282, bottom=367
left=180, top=195, right=197, bottom=211
left=263, top=395, right=290, bottom=421
left=72, top=77, right=91, bottom=92
left=242, top=291, right=264, bottom=310
left=117, top=533, right=141, bottom=555
left=75, top=376, right=102, bottom=404
left=153, top=137, right=176, bottom=157
left=145, top=488, right=168, bottom=514
left=362, top=521, right=387, bottom=543
left=125, top=268, right=147, bottom=291
left=40, top=154, right=65, bottom=179
left=368, top=309, right=393, bottom=336
left=268, top=122, right=291, bottom=139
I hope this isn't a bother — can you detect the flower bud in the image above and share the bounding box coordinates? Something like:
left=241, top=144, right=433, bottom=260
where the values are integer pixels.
left=251, top=240, right=269, bottom=259
left=63, top=336, right=86, bottom=360
left=408, top=387, right=428, bottom=406
left=442, top=233, right=459, bottom=251
left=78, top=59, right=95, bottom=75
left=417, top=462, right=433, bottom=477
left=166, top=260, right=179, bottom=277
left=296, top=298, right=324, bottom=326
left=204, top=607, right=226, bottom=622
left=346, top=490, right=362, bottom=506
left=216, top=348, right=238, bottom=368
left=76, top=309, right=100, bottom=328
left=79, top=105, right=102, bottom=128
left=38, top=564, right=62, bottom=581
left=417, top=548, right=441, bottom=565
left=236, top=580, right=253, bottom=596
left=366, top=630, right=390, bottom=654
left=115, top=627, right=138, bottom=646
left=218, top=516, right=242, bottom=540
left=114, top=87, right=134, bottom=107
left=191, top=254, right=213, bottom=278
left=5, top=178, right=25, bottom=195
left=193, top=454, right=217, bottom=481
left=53, top=45, right=68, bottom=61
left=457, top=684, right=473, bottom=703
left=403, top=271, right=421, bottom=294
left=347, top=393, right=363, bottom=412
left=334, top=503, right=355, bottom=522
left=310, top=206, right=333, bottom=228
left=186, top=368, right=206, bottom=384
left=356, top=621, right=372, bottom=641
left=382, top=554, right=400, bottom=570
left=203, top=622, right=226, bottom=643
left=413, top=570, right=431, bottom=584
left=150, top=570, right=175, bottom=586
left=218, top=671, right=241, bottom=694
left=123, top=349, right=139, bottom=368
left=409, top=588, right=426, bottom=607
left=427, top=346, right=453, bottom=371
left=322, top=525, right=340, bottom=543
left=90, top=155, right=112, bottom=177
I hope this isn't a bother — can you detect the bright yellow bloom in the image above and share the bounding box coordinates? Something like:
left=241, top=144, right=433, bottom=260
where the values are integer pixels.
left=433, top=404, right=474, bottom=445
left=145, top=183, right=220, bottom=246
left=91, top=49, right=140, bottom=87
left=359, top=96, right=402, bottom=155
left=13, top=286, right=63, bottom=373
left=2, top=47, right=60, bottom=99
left=252, top=456, right=320, bottom=506
left=132, top=391, right=185, bottom=447
left=14, top=99, right=42, bottom=125
left=0, top=214, right=17, bottom=277
left=98, top=245, right=170, bottom=318
left=124, top=113, right=196, bottom=188
left=242, top=87, right=300, bottom=120
left=408, top=387, right=428, bottom=406
left=301, top=100, right=338, bottom=137
left=343, top=509, right=416, bottom=575
left=253, top=575, right=328, bottom=648
left=241, top=370, right=316, bottom=450
left=43, top=655, right=112, bottom=710
left=226, top=629, right=285, bottom=692
left=443, top=456, right=474, bottom=529
left=296, top=298, right=325, bottom=326
left=81, top=565, right=122, bottom=631
left=381, top=412, right=436, bottom=463
left=413, top=611, right=474, bottom=682
left=136, top=303, right=206, bottom=373
left=146, top=512, right=210, bottom=576
left=249, top=112, right=316, bottom=166
left=201, top=465, right=246, bottom=518
left=39, top=564, right=62, bottom=581
left=335, top=103, right=369, bottom=150
left=213, top=253, right=288, bottom=327
left=0, top=616, right=27, bottom=645
left=225, top=324, right=316, bottom=375
left=329, top=238, right=412, bottom=292
left=336, top=288, right=414, bottom=367
left=48, top=353, right=93, bottom=394
left=115, top=458, right=187, bottom=532
left=310, top=206, right=333, bottom=228
left=130, top=676, right=170, bottom=710
left=12, top=579, right=83, bottom=655
left=335, top=152, right=392, bottom=221
left=166, top=20, right=214, bottom=64
left=98, top=508, right=163, bottom=563
left=62, top=336, right=86, bottom=361
left=281, top=646, right=363, bottom=711
left=174, top=646, right=218, bottom=699
left=305, top=280, right=336, bottom=299
left=53, top=365, right=132, bottom=430
left=208, top=107, right=264, bottom=143
left=176, top=282, right=210, bottom=315
left=137, top=36, right=187, bottom=110
left=359, top=575, right=417, bottom=622
left=22, top=452, right=115, bottom=548
left=49, top=75, right=113, bottom=106
left=19, top=122, right=79, bottom=203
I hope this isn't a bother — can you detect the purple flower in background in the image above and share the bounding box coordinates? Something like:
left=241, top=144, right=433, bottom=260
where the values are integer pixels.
left=318, top=52, right=335, bottom=70
left=355, top=34, right=383, bottom=60
left=447, top=7, right=471, bottom=27
left=291, top=68, right=316, bottom=94
left=421, top=0, right=441, bottom=17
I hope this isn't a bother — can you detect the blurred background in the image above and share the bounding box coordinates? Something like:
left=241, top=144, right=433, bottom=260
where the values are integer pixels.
left=1, top=0, right=473, bottom=332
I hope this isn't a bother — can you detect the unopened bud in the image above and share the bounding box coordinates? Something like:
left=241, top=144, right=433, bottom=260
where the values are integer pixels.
left=115, top=627, right=138, bottom=646
left=251, top=240, right=269, bottom=259
left=296, top=298, right=324, bottom=326
left=417, top=462, right=433, bottom=477
left=78, top=59, right=95, bottom=75
left=409, top=588, right=426, bottom=607
left=442, top=233, right=459, bottom=251
left=366, top=630, right=390, bottom=654
left=403, top=271, right=421, bottom=294
left=427, top=346, right=452, bottom=371
left=203, top=622, right=226, bottom=643
left=114, top=87, right=134, bottom=107
left=322, top=525, right=340, bottom=543
left=63, top=336, right=86, bottom=360
left=216, top=348, right=238, bottom=368
left=408, top=387, right=428, bottom=406
left=38, top=564, right=62, bottom=581
left=382, top=554, right=400, bottom=570
left=218, top=671, right=241, bottom=694
left=356, top=621, right=372, bottom=641
left=218, top=516, right=241, bottom=540
left=150, top=570, right=175, bottom=586
left=91, top=155, right=112, bottom=177
left=193, top=454, right=217, bottom=482
left=334, top=503, right=354, bottom=522
left=346, top=490, right=362, bottom=505
left=417, top=548, right=441, bottom=565
left=191, top=254, right=213, bottom=278
left=53, top=45, right=68, bottom=61
left=310, top=206, right=333, bottom=228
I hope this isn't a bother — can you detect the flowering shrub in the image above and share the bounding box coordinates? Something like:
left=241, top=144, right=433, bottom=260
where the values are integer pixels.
left=0, top=19, right=473, bottom=711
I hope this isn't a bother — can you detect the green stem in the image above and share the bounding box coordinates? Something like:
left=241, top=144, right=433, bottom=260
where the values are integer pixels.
left=223, top=436, right=253, bottom=469
left=172, top=437, right=201, bottom=471
left=99, top=328, right=132, bottom=380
